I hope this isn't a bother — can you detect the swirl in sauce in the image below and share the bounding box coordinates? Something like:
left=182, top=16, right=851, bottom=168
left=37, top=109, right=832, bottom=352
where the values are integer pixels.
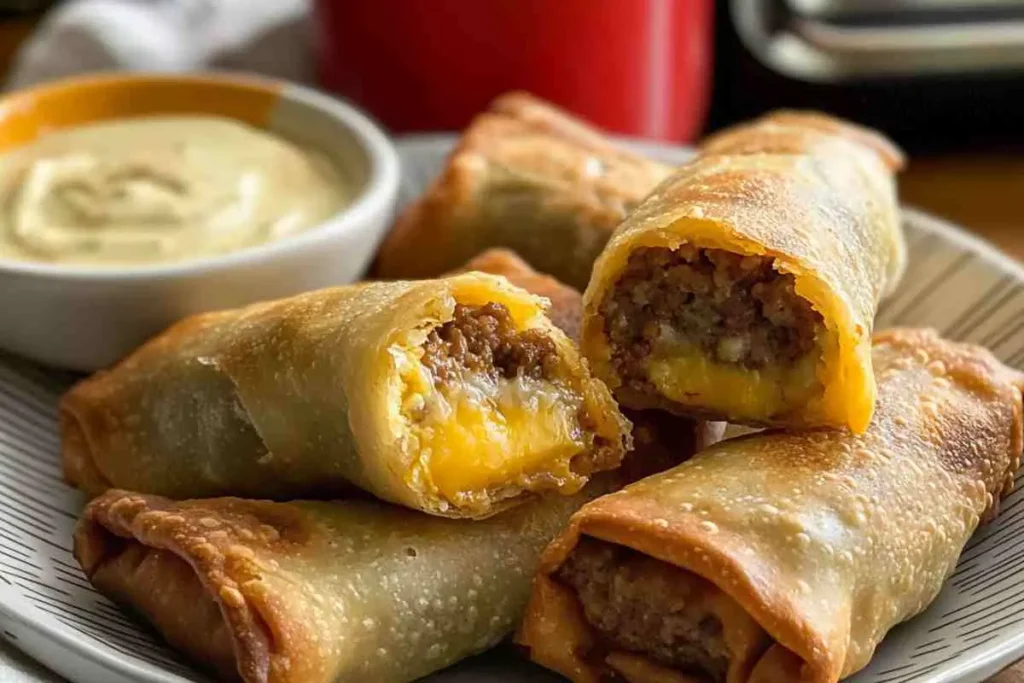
left=0, top=116, right=350, bottom=265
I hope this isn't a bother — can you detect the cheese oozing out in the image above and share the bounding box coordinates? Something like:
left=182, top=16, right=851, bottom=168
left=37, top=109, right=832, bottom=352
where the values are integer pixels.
left=391, top=328, right=589, bottom=507
left=646, top=337, right=822, bottom=422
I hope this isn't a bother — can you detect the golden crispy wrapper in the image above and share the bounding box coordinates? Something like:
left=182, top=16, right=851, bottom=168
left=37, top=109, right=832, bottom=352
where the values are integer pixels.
left=74, top=479, right=615, bottom=683
left=61, top=273, right=630, bottom=518
left=519, top=329, right=1023, bottom=683
left=375, top=92, right=672, bottom=290
left=582, top=111, right=906, bottom=432
left=71, top=254, right=727, bottom=683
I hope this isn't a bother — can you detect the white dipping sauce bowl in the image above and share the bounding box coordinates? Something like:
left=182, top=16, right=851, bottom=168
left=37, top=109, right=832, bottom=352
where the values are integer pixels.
left=0, top=74, right=400, bottom=371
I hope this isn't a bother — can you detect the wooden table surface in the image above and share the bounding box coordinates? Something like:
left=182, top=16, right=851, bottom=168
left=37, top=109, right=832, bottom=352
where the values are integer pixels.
left=997, top=662, right=1024, bottom=681
left=902, top=153, right=1024, bottom=262
left=902, top=153, right=1023, bottom=682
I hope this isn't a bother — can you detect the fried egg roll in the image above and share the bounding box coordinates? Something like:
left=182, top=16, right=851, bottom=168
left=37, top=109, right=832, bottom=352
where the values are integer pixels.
left=61, top=274, right=630, bottom=518
left=519, top=329, right=1024, bottom=683
left=74, top=480, right=615, bottom=683
left=375, top=92, right=672, bottom=290
left=582, top=111, right=906, bottom=432
left=459, top=248, right=725, bottom=476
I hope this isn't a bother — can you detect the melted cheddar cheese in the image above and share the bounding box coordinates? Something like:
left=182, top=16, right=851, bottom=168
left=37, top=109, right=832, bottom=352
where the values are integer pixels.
left=647, top=348, right=821, bottom=422
left=392, top=343, right=587, bottom=506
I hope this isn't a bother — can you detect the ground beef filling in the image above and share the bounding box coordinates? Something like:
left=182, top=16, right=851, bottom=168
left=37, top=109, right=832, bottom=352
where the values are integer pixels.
left=418, top=303, right=619, bottom=476
left=557, top=538, right=732, bottom=682
left=601, top=246, right=824, bottom=382
left=421, top=302, right=560, bottom=384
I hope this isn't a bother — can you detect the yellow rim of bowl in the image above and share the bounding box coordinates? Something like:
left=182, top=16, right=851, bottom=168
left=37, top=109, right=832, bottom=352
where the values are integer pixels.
left=0, top=72, right=282, bottom=151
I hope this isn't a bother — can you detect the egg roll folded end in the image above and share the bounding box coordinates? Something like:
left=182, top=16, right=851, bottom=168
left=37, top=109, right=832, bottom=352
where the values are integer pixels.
left=78, top=477, right=624, bottom=683
left=487, top=92, right=623, bottom=151
left=74, top=491, right=294, bottom=683
left=374, top=93, right=672, bottom=289
left=520, top=329, right=1022, bottom=683
left=582, top=111, right=905, bottom=432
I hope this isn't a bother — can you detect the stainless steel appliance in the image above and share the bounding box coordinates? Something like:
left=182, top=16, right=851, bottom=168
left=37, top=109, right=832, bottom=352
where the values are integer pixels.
left=711, top=0, right=1024, bottom=151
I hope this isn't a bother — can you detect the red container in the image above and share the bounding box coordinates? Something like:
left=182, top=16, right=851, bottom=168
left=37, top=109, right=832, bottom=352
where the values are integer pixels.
left=314, top=0, right=713, bottom=142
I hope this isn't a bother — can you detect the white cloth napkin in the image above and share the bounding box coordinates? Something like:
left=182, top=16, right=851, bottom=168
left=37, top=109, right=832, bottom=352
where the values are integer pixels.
left=6, top=0, right=313, bottom=89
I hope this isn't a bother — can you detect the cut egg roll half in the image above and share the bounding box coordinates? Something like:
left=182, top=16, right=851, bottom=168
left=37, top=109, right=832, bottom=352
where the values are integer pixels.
left=582, top=111, right=906, bottom=432
left=61, top=273, right=631, bottom=518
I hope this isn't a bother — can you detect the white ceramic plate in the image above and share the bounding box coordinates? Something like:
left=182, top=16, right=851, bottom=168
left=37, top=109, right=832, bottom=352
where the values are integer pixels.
left=1, top=136, right=1023, bottom=683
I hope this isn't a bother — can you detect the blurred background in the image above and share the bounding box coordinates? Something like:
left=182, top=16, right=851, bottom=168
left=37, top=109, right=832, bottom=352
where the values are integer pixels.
left=0, top=0, right=1018, bottom=260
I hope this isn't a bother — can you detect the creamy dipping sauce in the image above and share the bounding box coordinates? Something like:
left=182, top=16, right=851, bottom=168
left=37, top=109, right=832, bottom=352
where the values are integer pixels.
left=0, top=116, right=352, bottom=265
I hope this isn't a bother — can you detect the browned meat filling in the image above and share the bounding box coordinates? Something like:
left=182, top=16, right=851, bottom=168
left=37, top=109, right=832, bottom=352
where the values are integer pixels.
left=421, top=303, right=560, bottom=384
left=418, top=303, right=620, bottom=475
left=601, top=246, right=823, bottom=382
left=557, top=538, right=731, bottom=682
